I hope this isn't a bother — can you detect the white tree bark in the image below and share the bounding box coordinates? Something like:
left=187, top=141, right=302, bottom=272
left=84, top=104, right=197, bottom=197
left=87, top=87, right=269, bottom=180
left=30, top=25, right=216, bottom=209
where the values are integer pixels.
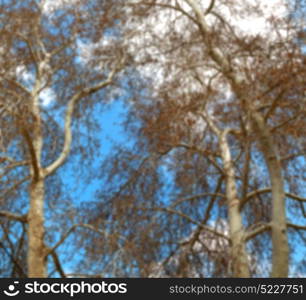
left=201, top=112, right=250, bottom=277
left=186, top=0, right=289, bottom=276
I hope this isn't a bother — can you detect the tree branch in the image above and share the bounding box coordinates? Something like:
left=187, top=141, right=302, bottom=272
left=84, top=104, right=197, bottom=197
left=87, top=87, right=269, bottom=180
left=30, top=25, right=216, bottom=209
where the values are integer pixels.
left=46, top=223, right=109, bottom=256
left=0, top=239, right=28, bottom=278
left=171, top=192, right=226, bottom=208
left=48, top=249, right=67, bottom=278
left=127, top=1, right=198, bottom=25
left=19, top=126, right=40, bottom=181
left=245, top=222, right=271, bottom=241
left=205, top=0, right=215, bottom=15
left=280, top=152, right=306, bottom=162
left=44, top=57, right=125, bottom=177
left=0, top=160, right=29, bottom=180
left=142, top=206, right=229, bottom=240
left=0, top=176, right=31, bottom=201
left=240, top=188, right=306, bottom=210
left=0, top=211, right=28, bottom=223
left=287, top=223, right=306, bottom=231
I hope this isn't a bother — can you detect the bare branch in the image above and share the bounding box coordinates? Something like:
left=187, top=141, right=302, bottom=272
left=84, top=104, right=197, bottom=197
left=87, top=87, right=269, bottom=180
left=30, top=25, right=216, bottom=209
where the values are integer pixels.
left=3, top=78, right=32, bottom=96
left=287, top=223, right=306, bottom=231
left=0, top=176, right=31, bottom=200
left=170, top=142, right=225, bottom=175
left=127, top=1, right=198, bottom=25
left=46, top=223, right=109, bottom=256
left=142, top=206, right=229, bottom=240
left=240, top=188, right=306, bottom=210
left=0, top=160, right=29, bottom=180
left=19, top=126, right=40, bottom=181
left=271, top=112, right=302, bottom=133
left=44, top=57, right=125, bottom=177
left=0, top=239, right=28, bottom=278
left=280, top=152, right=306, bottom=162
left=0, top=211, right=28, bottom=223
left=199, top=111, right=221, bottom=136
left=48, top=249, right=67, bottom=278
left=245, top=222, right=271, bottom=241
left=171, top=192, right=226, bottom=208
left=204, top=0, right=215, bottom=15
left=264, top=88, right=287, bottom=121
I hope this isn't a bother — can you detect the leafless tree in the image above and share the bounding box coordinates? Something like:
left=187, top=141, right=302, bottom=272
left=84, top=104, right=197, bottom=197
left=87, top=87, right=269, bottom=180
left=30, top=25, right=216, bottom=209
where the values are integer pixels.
left=0, top=0, right=128, bottom=277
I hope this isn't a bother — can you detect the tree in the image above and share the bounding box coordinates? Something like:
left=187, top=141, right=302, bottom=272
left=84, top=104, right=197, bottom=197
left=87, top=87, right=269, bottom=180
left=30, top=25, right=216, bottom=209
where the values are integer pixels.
left=85, top=0, right=306, bottom=277
left=1, top=0, right=306, bottom=279
left=0, top=0, right=127, bottom=277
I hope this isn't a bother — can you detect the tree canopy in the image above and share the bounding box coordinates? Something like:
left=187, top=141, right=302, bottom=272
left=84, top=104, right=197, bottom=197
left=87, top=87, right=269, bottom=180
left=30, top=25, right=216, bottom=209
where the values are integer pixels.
left=0, top=0, right=306, bottom=278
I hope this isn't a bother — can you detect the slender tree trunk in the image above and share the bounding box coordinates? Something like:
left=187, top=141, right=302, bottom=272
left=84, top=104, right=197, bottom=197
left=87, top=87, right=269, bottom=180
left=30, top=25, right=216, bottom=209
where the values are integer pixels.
left=26, top=91, right=47, bottom=277
left=28, top=179, right=46, bottom=277
left=219, top=131, right=250, bottom=277
left=251, top=112, right=289, bottom=277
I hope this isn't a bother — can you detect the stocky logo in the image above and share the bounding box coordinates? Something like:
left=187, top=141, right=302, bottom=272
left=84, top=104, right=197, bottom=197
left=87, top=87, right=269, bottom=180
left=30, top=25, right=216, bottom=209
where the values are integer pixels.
left=3, top=281, right=20, bottom=297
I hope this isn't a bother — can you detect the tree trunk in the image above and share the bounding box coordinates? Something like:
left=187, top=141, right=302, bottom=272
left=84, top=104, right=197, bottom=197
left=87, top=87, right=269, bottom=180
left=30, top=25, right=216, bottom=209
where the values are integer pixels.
left=219, top=131, right=250, bottom=277
left=28, top=179, right=46, bottom=277
left=26, top=91, right=47, bottom=277
left=251, top=112, right=289, bottom=277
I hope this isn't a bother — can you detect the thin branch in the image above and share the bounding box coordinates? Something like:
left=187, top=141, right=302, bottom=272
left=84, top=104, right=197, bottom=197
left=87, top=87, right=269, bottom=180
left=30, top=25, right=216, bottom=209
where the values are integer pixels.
left=16, top=32, right=40, bottom=75
left=46, top=223, right=109, bottom=256
left=0, top=156, right=14, bottom=163
left=199, top=111, right=221, bottom=136
left=171, top=192, right=226, bottom=208
left=271, top=112, right=301, bottom=133
left=0, top=239, right=27, bottom=278
left=48, top=249, right=67, bottom=278
left=204, top=0, right=215, bottom=15
left=240, top=141, right=251, bottom=203
left=286, top=193, right=306, bottom=203
left=0, top=211, right=28, bottom=223
left=165, top=141, right=225, bottom=175
left=264, top=88, right=287, bottom=121
left=245, top=222, right=271, bottom=241
left=127, top=1, right=198, bottom=25
left=19, top=126, right=40, bottom=181
left=172, top=142, right=221, bottom=158
left=142, top=206, right=229, bottom=240
left=3, top=78, right=32, bottom=96
left=0, top=224, right=27, bottom=277
left=240, top=188, right=306, bottom=210
left=0, top=160, right=29, bottom=180
left=298, top=202, right=306, bottom=218
left=0, top=176, right=31, bottom=200
left=280, top=152, right=306, bottom=162
left=287, top=223, right=306, bottom=231
left=189, top=176, right=224, bottom=249
left=44, top=56, right=125, bottom=176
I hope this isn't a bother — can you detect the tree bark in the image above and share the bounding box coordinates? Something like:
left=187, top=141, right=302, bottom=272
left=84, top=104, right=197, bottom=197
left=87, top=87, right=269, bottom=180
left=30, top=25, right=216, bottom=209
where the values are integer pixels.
left=28, top=179, right=46, bottom=277
left=219, top=131, right=250, bottom=277
left=201, top=111, right=250, bottom=277
left=26, top=85, right=47, bottom=277
left=251, top=112, right=289, bottom=277
left=185, top=0, right=289, bottom=276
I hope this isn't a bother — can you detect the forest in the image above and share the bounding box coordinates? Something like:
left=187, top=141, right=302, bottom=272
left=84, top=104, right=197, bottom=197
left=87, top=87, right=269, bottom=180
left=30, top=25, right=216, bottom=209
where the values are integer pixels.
left=0, top=0, right=306, bottom=278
